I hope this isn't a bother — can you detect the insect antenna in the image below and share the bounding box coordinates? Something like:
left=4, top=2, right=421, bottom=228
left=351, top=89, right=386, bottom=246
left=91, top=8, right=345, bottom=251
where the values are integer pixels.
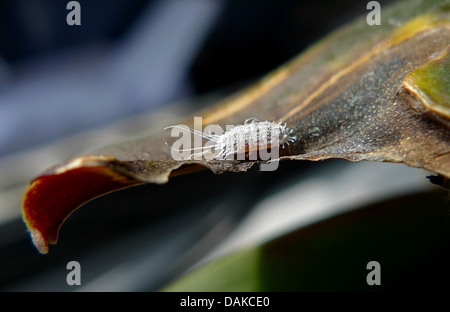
left=164, top=125, right=216, bottom=140
left=164, top=142, right=216, bottom=160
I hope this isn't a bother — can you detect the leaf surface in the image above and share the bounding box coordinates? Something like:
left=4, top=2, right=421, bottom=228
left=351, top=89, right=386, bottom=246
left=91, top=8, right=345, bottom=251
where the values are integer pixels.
left=22, top=0, right=450, bottom=253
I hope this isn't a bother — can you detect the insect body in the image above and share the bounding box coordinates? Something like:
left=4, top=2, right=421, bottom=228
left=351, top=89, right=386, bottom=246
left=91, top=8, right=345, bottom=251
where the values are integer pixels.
left=165, top=118, right=296, bottom=160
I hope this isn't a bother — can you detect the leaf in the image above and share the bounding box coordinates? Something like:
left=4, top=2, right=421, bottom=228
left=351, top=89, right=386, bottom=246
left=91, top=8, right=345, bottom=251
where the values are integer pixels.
left=403, top=45, right=450, bottom=127
left=22, top=0, right=450, bottom=253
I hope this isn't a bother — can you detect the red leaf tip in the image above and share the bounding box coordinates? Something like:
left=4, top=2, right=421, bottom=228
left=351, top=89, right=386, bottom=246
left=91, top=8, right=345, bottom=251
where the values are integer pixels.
left=30, top=229, right=49, bottom=254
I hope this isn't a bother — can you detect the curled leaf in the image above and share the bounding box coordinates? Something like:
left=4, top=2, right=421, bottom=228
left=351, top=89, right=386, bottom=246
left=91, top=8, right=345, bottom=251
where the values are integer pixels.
left=22, top=0, right=450, bottom=253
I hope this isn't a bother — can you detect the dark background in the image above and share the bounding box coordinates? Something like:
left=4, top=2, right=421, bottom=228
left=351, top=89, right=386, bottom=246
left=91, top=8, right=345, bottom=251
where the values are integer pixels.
left=1, top=0, right=447, bottom=292
left=0, top=0, right=394, bottom=156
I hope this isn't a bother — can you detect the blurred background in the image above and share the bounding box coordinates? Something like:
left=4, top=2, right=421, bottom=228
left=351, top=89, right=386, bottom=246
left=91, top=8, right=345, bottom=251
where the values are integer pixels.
left=0, top=0, right=448, bottom=291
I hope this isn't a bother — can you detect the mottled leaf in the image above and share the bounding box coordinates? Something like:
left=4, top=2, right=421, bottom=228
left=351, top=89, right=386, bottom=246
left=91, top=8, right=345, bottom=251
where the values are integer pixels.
left=22, top=0, right=450, bottom=253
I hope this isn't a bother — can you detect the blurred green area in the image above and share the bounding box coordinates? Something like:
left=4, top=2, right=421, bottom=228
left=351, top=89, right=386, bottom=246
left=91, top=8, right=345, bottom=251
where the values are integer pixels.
left=164, top=190, right=449, bottom=291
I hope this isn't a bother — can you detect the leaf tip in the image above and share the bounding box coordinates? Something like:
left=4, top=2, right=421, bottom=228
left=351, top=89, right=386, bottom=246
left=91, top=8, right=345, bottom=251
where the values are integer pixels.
left=29, top=228, right=49, bottom=254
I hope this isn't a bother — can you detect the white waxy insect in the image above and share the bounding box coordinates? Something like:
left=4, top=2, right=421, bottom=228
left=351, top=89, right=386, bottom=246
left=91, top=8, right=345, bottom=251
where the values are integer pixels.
left=165, top=118, right=297, bottom=160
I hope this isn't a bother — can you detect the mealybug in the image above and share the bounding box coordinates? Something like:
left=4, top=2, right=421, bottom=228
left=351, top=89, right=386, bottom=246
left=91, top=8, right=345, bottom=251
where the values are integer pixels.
left=165, top=118, right=297, bottom=160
